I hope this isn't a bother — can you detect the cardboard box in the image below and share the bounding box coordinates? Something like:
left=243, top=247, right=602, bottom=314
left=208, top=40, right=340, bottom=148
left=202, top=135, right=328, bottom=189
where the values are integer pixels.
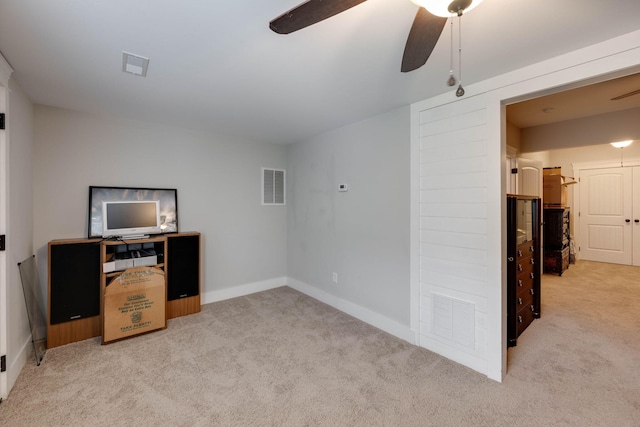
left=543, top=174, right=577, bottom=206
left=543, top=167, right=562, bottom=176
left=102, top=266, right=166, bottom=343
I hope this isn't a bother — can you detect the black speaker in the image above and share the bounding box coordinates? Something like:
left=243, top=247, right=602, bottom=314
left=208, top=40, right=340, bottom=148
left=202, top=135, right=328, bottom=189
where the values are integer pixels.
left=166, top=234, right=200, bottom=301
left=49, top=241, right=101, bottom=324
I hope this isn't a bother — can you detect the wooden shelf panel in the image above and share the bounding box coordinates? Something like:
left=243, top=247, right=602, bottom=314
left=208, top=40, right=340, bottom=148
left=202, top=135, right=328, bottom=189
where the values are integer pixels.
left=47, top=316, right=101, bottom=348
left=167, top=295, right=201, bottom=320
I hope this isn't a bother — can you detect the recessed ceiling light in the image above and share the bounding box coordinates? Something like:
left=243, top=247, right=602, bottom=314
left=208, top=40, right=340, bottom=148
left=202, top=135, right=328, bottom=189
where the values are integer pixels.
left=122, top=52, right=149, bottom=77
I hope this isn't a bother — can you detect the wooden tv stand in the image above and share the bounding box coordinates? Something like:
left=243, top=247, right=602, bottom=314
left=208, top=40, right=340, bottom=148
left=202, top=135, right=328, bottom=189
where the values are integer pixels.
left=47, top=232, right=201, bottom=348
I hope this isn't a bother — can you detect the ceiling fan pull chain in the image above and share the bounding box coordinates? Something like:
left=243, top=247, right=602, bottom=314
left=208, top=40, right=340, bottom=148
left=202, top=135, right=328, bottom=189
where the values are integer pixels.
left=456, top=13, right=465, bottom=97
left=447, top=16, right=456, bottom=86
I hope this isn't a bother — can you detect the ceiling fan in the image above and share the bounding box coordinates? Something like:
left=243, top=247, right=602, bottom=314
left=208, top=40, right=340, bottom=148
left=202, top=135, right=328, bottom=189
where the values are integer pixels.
left=269, top=0, right=484, bottom=73
left=611, top=89, right=640, bottom=101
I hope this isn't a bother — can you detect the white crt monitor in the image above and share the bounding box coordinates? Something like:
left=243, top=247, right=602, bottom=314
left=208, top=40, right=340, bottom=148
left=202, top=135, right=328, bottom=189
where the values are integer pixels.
left=101, top=200, right=161, bottom=238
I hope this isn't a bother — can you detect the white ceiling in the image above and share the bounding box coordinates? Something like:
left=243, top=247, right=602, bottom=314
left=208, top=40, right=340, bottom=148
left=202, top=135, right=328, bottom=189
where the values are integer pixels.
left=507, top=72, right=640, bottom=129
left=1, top=0, right=640, bottom=144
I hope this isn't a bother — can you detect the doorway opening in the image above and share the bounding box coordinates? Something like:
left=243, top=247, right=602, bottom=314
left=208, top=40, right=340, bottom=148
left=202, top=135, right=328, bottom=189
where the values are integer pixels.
left=503, top=71, right=640, bottom=370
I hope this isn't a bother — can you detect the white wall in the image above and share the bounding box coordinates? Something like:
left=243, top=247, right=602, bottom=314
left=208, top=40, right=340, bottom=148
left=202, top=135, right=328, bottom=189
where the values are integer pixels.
left=532, top=142, right=640, bottom=178
left=33, top=106, right=288, bottom=302
left=521, top=107, right=640, bottom=152
left=286, top=106, right=412, bottom=340
left=5, top=77, right=34, bottom=395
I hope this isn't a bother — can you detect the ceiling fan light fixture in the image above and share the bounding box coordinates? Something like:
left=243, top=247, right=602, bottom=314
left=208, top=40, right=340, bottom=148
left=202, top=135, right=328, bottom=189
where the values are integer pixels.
left=610, top=140, right=633, bottom=148
left=410, top=0, right=484, bottom=17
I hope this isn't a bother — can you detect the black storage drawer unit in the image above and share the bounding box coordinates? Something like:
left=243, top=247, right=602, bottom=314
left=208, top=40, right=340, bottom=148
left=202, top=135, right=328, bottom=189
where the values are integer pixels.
left=507, top=195, right=541, bottom=347
left=543, top=207, right=570, bottom=275
left=544, top=207, right=570, bottom=249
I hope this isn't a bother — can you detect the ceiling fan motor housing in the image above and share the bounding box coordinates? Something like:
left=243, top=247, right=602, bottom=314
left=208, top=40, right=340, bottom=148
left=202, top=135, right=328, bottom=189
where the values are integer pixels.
left=449, top=0, right=473, bottom=15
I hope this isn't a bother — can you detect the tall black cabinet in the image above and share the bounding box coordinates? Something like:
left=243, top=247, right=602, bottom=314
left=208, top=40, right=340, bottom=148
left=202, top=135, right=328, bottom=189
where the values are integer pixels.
left=507, top=195, right=541, bottom=347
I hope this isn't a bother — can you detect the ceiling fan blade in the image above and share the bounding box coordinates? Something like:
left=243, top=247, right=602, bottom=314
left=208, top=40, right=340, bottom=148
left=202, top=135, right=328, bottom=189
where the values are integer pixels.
left=611, top=89, right=640, bottom=101
left=270, top=0, right=367, bottom=34
left=401, top=8, right=447, bottom=73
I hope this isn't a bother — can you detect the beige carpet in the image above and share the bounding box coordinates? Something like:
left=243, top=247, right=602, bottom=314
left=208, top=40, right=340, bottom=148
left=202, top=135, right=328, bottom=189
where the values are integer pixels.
left=1, top=260, right=639, bottom=426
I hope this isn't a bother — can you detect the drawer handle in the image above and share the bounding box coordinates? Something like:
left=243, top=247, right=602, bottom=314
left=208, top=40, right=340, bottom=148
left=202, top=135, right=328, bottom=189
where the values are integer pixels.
left=530, top=273, right=535, bottom=279
left=517, top=250, right=522, bottom=257
left=518, top=297, right=523, bottom=305
left=530, top=259, right=535, bottom=265
left=530, top=305, right=535, bottom=312
left=518, top=264, right=523, bottom=271
left=530, top=289, right=534, bottom=295
left=625, top=219, right=631, bottom=223
left=518, top=279, right=523, bottom=287
left=518, top=316, right=523, bottom=323
left=529, top=246, right=535, bottom=252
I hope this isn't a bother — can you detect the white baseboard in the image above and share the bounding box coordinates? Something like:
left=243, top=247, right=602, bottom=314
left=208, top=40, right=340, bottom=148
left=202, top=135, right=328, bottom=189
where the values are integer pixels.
left=419, top=334, right=488, bottom=378
left=201, top=277, right=286, bottom=304
left=4, top=335, right=30, bottom=399
left=286, top=277, right=416, bottom=344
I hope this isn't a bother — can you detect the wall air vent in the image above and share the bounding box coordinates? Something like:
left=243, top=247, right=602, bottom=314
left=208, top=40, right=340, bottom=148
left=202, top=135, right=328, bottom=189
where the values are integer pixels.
left=262, top=168, right=285, bottom=206
left=122, top=52, right=149, bottom=77
left=431, top=293, right=475, bottom=349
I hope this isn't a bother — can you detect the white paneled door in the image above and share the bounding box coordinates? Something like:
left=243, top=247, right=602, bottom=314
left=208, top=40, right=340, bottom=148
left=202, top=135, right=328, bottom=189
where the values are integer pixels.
left=578, top=166, right=640, bottom=265
left=517, top=158, right=543, bottom=198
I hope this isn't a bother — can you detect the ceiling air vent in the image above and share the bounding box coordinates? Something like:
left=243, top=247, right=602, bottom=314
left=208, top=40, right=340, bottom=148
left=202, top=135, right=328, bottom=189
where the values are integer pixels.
left=262, top=168, right=285, bottom=206
left=122, top=51, right=149, bottom=77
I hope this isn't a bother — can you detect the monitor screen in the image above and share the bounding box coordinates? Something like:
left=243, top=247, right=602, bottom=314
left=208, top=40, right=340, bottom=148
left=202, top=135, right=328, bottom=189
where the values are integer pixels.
left=102, top=200, right=161, bottom=237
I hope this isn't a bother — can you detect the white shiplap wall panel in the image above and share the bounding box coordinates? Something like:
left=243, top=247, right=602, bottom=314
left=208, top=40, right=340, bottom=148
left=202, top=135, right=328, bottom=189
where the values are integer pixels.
left=421, top=187, right=487, bottom=204
left=420, top=171, right=487, bottom=190
left=421, top=137, right=487, bottom=163
left=420, top=124, right=487, bottom=149
left=417, top=94, right=489, bottom=372
left=420, top=202, right=486, bottom=219
left=420, top=155, right=486, bottom=176
left=420, top=268, right=487, bottom=297
left=419, top=100, right=487, bottom=132
left=420, top=229, right=487, bottom=250
left=420, top=256, right=488, bottom=282
left=420, top=217, right=487, bottom=234
left=420, top=243, right=487, bottom=265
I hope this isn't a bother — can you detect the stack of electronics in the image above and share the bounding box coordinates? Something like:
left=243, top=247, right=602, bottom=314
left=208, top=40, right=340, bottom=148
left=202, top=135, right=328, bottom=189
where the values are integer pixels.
left=103, top=242, right=161, bottom=273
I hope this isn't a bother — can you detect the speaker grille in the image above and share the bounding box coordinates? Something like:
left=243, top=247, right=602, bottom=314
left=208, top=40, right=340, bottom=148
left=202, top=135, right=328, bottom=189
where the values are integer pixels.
left=167, top=235, right=200, bottom=301
left=49, top=242, right=101, bottom=324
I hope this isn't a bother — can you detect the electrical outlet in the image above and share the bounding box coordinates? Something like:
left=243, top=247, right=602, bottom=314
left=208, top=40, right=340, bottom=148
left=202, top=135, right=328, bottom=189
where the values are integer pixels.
left=332, top=272, right=338, bottom=284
